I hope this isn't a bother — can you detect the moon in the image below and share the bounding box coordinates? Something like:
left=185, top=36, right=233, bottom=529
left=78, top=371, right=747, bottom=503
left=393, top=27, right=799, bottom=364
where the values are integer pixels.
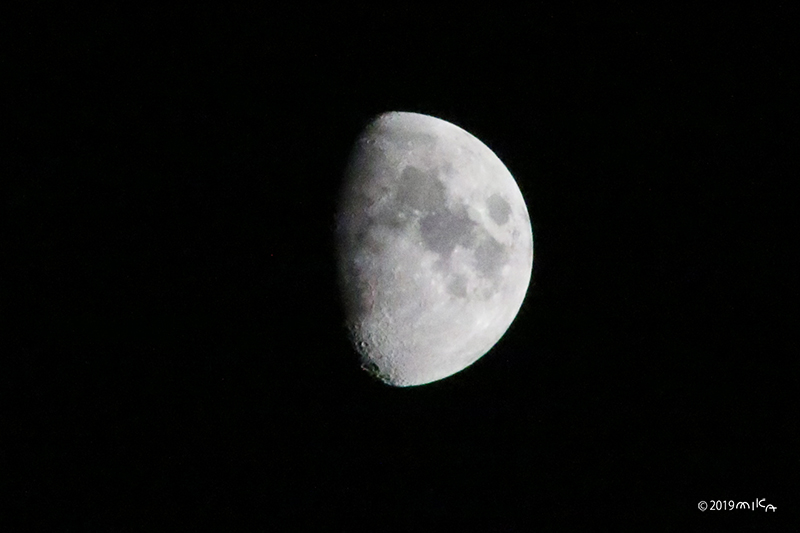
left=335, top=111, right=533, bottom=387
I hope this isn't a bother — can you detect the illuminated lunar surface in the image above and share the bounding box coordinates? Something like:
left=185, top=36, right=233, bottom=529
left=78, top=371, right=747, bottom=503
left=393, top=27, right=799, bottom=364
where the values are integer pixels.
left=335, top=111, right=533, bottom=387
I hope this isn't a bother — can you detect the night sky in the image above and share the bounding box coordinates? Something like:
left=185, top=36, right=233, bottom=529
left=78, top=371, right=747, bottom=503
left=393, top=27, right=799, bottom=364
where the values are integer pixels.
left=5, top=5, right=796, bottom=530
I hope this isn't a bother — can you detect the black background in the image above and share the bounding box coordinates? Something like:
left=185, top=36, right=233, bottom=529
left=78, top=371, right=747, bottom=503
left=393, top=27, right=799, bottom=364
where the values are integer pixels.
left=4, top=5, right=797, bottom=530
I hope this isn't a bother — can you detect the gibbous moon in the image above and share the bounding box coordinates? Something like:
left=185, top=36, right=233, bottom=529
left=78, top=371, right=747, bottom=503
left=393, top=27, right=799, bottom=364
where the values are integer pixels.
left=335, top=111, right=533, bottom=387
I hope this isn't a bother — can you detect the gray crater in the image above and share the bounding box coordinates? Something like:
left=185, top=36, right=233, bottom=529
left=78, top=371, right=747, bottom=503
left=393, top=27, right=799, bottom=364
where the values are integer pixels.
left=396, top=166, right=447, bottom=213
left=446, top=274, right=468, bottom=298
left=486, top=194, right=511, bottom=225
left=419, top=209, right=476, bottom=258
left=474, top=235, right=509, bottom=278
left=368, top=165, right=447, bottom=233
left=351, top=161, right=512, bottom=296
left=368, top=164, right=482, bottom=262
left=371, top=206, right=408, bottom=230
